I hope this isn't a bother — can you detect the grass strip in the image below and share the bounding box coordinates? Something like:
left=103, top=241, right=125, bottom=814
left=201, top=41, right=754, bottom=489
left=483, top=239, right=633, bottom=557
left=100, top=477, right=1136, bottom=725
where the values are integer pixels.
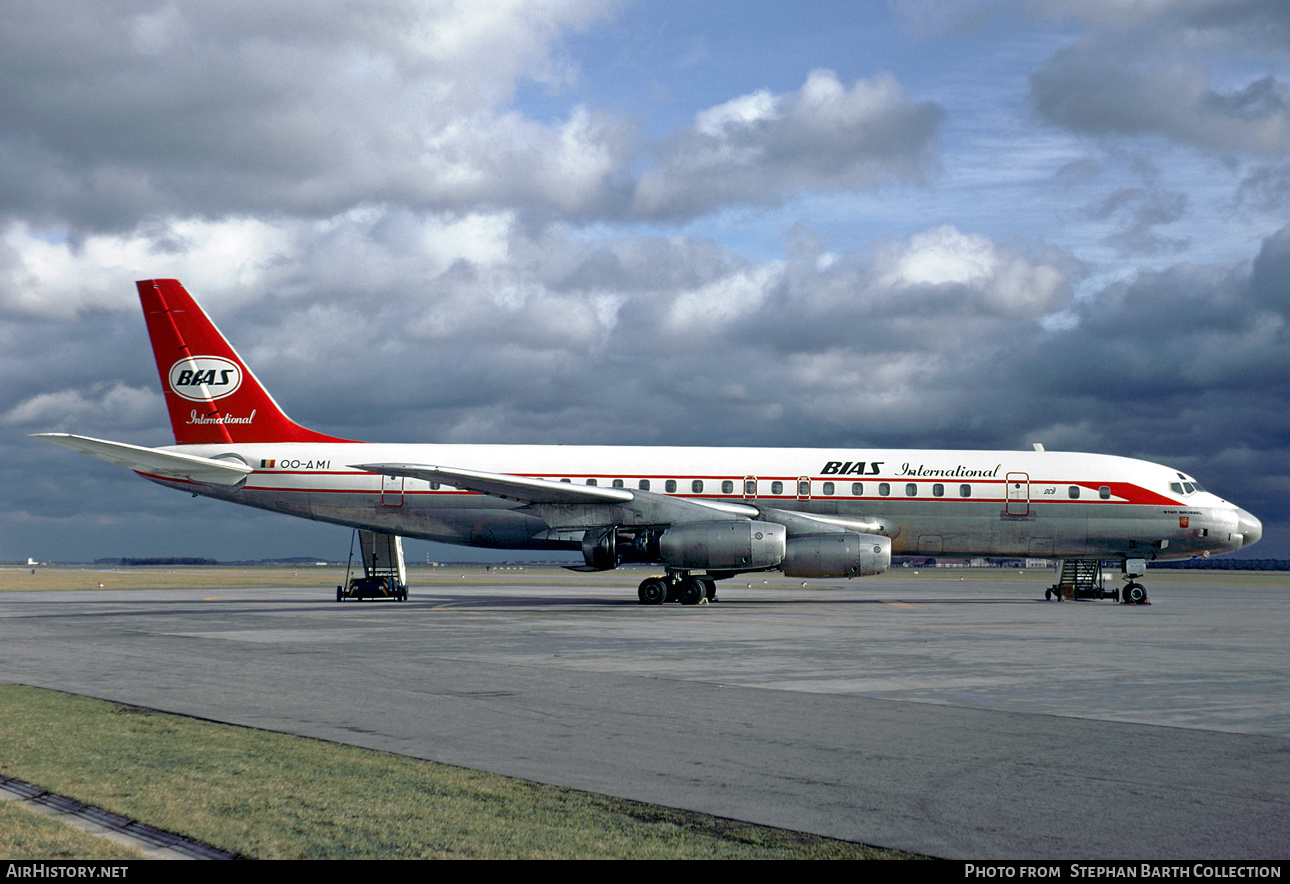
left=0, top=800, right=145, bottom=860
left=0, top=685, right=912, bottom=859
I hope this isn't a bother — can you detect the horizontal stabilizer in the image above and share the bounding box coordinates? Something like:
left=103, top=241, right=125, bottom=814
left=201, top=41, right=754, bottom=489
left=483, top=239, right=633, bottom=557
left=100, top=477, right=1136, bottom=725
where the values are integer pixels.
left=351, top=463, right=636, bottom=505
left=32, top=434, right=253, bottom=486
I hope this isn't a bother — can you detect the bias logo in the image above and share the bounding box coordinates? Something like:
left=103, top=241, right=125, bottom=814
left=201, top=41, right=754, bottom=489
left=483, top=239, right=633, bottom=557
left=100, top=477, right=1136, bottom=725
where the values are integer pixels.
left=168, top=356, right=242, bottom=402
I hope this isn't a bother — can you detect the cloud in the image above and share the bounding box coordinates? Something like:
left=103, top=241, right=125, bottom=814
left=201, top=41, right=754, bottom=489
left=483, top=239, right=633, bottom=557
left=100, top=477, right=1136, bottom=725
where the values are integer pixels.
left=2, top=382, right=160, bottom=430
left=0, top=0, right=628, bottom=228
left=1084, top=186, right=1190, bottom=257
left=630, top=69, right=943, bottom=219
left=1031, top=52, right=1290, bottom=156
left=1015, top=1, right=1290, bottom=158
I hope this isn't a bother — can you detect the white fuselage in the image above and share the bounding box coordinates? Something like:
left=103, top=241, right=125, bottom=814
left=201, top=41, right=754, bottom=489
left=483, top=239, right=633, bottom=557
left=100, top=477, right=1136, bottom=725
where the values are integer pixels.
left=145, top=443, right=1261, bottom=562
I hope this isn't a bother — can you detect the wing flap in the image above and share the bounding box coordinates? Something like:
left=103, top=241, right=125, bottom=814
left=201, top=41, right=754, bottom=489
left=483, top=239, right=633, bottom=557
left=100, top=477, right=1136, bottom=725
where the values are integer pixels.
left=32, top=434, right=253, bottom=486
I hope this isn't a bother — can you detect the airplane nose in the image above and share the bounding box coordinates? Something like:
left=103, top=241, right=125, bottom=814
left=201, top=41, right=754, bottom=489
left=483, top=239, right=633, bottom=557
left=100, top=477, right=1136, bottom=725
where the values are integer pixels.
left=1236, top=508, right=1262, bottom=549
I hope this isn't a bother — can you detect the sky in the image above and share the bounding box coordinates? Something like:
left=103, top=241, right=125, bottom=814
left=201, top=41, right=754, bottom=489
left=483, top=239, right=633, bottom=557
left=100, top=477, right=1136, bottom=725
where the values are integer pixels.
left=2, top=0, right=1288, bottom=563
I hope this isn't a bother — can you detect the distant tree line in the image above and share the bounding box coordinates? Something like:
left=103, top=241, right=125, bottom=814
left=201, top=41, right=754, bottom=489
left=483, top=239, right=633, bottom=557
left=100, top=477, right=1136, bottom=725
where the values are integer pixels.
left=1153, top=558, right=1290, bottom=571
left=115, top=557, right=219, bottom=566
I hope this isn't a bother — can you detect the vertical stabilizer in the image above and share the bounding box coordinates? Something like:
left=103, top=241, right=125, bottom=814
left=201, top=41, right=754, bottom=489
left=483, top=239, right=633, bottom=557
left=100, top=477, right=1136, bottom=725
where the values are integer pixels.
left=138, top=279, right=352, bottom=445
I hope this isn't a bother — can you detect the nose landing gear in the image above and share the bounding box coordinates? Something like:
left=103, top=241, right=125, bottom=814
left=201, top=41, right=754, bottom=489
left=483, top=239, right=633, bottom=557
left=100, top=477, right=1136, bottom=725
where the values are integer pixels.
left=1120, top=557, right=1150, bottom=604
left=1122, top=582, right=1149, bottom=604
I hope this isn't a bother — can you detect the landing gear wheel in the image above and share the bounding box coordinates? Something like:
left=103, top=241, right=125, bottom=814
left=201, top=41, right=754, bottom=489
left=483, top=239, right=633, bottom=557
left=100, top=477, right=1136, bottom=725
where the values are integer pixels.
left=638, top=578, right=668, bottom=605
left=678, top=577, right=707, bottom=606
left=1124, top=583, right=1147, bottom=604
left=1045, top=588, right=1052, bottom=600
left=703, top=579, right=718, bottom=602
left=337, top=586, right=343, bottom=603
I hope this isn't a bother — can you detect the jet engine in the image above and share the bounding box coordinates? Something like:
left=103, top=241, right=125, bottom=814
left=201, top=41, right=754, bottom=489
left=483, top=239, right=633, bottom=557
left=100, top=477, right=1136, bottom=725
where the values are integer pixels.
left=781, top=532, right=891, bottom=578
left=658, top=521, right=787, bottom=571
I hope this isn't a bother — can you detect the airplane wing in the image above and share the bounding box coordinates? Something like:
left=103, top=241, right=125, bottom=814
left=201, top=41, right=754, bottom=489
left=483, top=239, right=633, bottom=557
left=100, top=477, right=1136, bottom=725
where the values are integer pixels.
left=32, top=434, right=254, bottom=486
left=350, top=463, right=635, bottom=505
left=753, top=504, right=897, bottom=537
left=351, top=462, right=759, bottom=517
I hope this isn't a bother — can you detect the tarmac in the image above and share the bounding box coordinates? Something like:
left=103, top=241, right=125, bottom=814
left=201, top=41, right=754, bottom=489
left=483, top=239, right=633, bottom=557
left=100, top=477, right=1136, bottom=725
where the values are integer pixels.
left=1, top=568, right=1286, bottom=859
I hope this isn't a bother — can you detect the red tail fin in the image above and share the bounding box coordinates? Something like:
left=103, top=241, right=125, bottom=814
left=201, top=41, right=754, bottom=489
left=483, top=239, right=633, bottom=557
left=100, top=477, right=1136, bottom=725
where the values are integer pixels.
left=138, top=279, right=353, bottom=445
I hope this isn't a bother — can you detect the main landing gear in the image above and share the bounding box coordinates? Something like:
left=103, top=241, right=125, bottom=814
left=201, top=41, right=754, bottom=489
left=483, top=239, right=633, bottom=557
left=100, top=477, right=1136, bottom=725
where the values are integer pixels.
left=637, top=574, right=719, bottom=606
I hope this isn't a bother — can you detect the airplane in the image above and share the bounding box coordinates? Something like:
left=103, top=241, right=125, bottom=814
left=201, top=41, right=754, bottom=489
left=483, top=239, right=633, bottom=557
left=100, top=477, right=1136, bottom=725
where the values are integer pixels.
left=36, top=279, right=1262, bottom=605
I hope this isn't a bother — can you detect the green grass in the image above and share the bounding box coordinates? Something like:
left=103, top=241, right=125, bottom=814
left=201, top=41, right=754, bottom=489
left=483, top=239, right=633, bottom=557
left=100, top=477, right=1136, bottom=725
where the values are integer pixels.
left=0, top=800, right=144, bottom=860
left=0, top=685, right=913, bottom=859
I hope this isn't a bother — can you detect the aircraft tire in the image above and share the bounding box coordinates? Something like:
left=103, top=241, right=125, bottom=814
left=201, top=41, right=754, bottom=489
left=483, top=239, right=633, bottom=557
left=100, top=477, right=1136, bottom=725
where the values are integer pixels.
left=1125, top=583, right=1147, bottom=604
left=638, top=578, right=668, bottom=605
left=678, top=577, right=706, bottom=606
left=703, top=579, right=718, bottom=602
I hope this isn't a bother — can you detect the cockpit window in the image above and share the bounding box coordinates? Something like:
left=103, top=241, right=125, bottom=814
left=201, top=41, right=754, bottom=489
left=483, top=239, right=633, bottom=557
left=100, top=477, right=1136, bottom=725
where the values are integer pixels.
left=1171, top=482, right=1183, bottom=495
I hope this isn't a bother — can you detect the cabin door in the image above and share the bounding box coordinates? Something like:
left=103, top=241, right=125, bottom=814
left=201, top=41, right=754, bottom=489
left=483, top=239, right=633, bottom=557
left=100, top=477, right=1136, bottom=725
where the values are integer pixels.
left=1005, top=472, right=1029, bottom=516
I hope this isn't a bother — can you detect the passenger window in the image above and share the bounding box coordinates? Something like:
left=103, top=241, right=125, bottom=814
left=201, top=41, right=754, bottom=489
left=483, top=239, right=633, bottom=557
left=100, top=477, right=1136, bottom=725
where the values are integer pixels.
left=639, top=479, right=650, bottom=491
left=586, top=478, right=597, bottom=486
left=745, top=479, right=756, bottom=495
left=771, top=481, right=783, bottom=495
left=1099, top=486, right=1110, bottom=499
left=560, top=478, right=571, bottom=483
left=722, top=480, right=733, bottom=494
left=665, top=480, right=676, bottom=493
left=823, top=482, right=834, bottom=495
left=905, top=483, right=917, bottom=496
left=798, top=480, right=810, bottom=496
left=692, top=479, right=704, bottom=493
left=852, top=482, right=863, bottom=495
left=959, top=484, right=971, bottom=498
left=612, top=479, right=623, bottom=488
left=430, top=482, right=441, bottom=490
left=879, top=483, right=890, bottom=496
left=933, top=483, right=944, bottom=497
left=1068, top=486, right=1080, bottom=499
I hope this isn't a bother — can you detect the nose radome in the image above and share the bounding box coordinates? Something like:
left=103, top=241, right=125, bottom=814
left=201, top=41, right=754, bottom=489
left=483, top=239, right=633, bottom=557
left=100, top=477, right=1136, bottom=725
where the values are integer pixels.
left=1236, top=508, right=1262, bottom=548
